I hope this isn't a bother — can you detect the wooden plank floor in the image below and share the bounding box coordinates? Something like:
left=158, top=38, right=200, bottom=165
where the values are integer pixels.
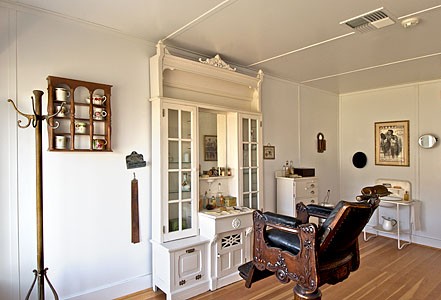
left=118, top=236, right=441, bottom=300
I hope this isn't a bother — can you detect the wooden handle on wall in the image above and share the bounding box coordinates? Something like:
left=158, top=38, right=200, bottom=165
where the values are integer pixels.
left=131, top=173, right=140, bottom=243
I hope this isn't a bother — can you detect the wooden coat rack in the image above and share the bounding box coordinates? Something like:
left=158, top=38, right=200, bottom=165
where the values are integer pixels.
left=8, top=90, right=59, bottom=300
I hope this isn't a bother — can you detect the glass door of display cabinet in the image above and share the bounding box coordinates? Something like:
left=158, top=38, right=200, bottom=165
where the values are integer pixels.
left=240, top=114, right=262, bottom=210
left=163, top=103, right=197, bottom=242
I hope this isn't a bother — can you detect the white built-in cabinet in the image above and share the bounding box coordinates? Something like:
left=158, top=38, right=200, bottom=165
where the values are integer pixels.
left=150, top=41, right=263, bottom=299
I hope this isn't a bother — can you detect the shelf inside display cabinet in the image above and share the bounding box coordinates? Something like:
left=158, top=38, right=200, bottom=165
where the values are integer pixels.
left=47, top=76, right=112, bottom=152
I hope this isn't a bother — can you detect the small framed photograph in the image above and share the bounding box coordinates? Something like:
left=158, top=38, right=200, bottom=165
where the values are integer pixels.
left=263, top=145, right=275, bottom=160
left=204, top=135, right=217, bottom=161
left=375, top=120, right=409, bottom=166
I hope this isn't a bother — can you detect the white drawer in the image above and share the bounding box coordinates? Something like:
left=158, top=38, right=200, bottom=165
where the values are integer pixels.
left=299, top=197, right=319, bottom=205
left=295, top=180, right=318, bottom=198
left=214, top=213, right=253, bottom=234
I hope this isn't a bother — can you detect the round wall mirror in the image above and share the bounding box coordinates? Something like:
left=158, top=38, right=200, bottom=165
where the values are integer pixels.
left=418, top=134, right=438, bottom=149
left=352, top=152, right=367, bottom=168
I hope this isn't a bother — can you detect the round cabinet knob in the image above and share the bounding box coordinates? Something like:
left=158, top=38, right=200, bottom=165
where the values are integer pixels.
left=310, top=199, right=315, bottom=203
left=310, top=184, right=315, bottom=188
left=310, top=190, right=315, bottom=195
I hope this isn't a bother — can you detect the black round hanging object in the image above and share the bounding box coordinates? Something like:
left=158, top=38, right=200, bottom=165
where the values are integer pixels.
left=352, top=152, right=367, bottom=168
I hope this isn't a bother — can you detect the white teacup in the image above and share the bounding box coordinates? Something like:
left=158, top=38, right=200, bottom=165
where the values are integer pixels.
left=55, top=88, right=70, bottom=101
left=75, top=122, right=87, bottom=134
left=86, top=94, right=107, bottom=105
left=93, top=138, right=107, bottom=150
left=55, top=105, right=69, bottom=117
left=93, top=108, right=108, bottom=120
left=55, top=136, right=68, bottom=149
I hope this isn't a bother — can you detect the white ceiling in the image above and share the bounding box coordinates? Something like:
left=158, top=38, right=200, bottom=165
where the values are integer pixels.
left=10, top=0, right=441, bottom=94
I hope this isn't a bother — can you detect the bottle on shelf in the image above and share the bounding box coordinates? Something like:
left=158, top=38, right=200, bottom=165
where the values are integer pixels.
left=403, top=190, right=409, bottom=201
left=182, top=172, right=190, bottom=192
left=289, top=160, right=294, bottom=175
left=284, top=160, right=290, bottom=177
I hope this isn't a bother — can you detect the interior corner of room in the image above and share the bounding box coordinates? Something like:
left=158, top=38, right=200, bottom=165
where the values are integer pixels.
left=1, top=1, right=441, bottom=299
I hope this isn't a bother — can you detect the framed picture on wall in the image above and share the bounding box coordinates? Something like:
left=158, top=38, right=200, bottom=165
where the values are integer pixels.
left=204, top=135, right=217, bottom=161
left=263, top=145, right=275, bottom=159
left=375, top=120, right=409, bottom=166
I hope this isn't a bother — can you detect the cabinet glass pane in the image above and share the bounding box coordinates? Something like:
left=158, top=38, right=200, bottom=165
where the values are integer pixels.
left=251, top=144, right=257, bottom=167
left=181, top=171, right=191, bottom=198
left=243, top=144, right=249, bottom=167
left=168, top=172, right=179, bottom=200
left=251, top=168, right=258, bottom=191
left=243, top=169, right=249, bottom=192
left=168, top=140, right=179, bottom=169
left=243, top=193, right=250, bottom=208
left=251, top=193, right=258, bottom=209
left=181, top=111, right=191, bottom=139
left=182, top=201, right=192, bottom=230
left=242, top=118, right=249, bottom=142
left=169, top=203, right=179, bottom=232
left=182, top=141, right=191, bottom=170
left=168, top=109, right=178, bottom=139
left=251, top=119, right=257, bottom=142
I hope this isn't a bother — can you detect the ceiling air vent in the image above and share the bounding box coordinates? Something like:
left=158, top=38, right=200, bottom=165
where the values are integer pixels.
left=340, top=7, right=395, bottom=33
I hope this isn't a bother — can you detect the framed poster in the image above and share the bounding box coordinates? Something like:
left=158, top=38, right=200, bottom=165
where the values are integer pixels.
left=204, top=135, right=217, bottom=161
left=375, top=120, right=409, bottom=166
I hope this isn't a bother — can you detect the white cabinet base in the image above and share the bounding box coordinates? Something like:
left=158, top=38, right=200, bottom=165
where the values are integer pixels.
left=151, top=236, right=210, bottom=300
left=199, top=210, right=253, bottom=291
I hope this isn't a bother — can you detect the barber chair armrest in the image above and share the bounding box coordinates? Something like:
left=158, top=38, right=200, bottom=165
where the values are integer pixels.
left=306, top=204, right=334, bottom=218
left=295, top=202, right=334, bottom=223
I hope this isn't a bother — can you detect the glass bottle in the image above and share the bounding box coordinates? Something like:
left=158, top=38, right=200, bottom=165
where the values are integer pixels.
left=182, top=172, right=190, bottom=192
left=284, top=160, right=290, bottom=177
left=403, top=190, right=409, bottom=201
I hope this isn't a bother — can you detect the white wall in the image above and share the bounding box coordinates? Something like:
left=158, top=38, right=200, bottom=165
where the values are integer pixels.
left=1, top=5, right=154, bottom=299
left=340, top=81, right=441, bottom=248
left=299, top=86, right=339, bottom=204
left=262, top=77, right=339, bottom=212
left=261, top=77, right=300, bottom=212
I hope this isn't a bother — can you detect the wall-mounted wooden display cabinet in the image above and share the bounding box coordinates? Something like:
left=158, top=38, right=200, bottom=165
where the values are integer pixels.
left=47, top=76, right=112, bottom=152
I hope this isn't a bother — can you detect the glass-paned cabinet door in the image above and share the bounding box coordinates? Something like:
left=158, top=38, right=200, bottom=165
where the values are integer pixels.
left=163, top=103, right=197, bottom=242
left=240, top=114, right=262, bottom=210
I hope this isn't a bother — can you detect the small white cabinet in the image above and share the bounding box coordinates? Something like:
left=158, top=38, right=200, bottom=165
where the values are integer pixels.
left=152, top=236, right=209, bottom=300
left=276, top=175, right=318, bottom=216
left=199, top=210, right=253, bottom=290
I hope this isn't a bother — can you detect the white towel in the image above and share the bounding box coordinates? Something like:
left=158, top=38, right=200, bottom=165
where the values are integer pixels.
left=411, top=200, right=422, bottom=231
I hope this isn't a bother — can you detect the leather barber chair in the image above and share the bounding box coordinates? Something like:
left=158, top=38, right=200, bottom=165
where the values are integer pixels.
left=239, top=185, right=388, bottom=299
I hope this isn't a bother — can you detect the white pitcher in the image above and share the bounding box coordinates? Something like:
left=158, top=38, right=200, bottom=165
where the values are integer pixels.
left=382, top=216, right=397, bottom=231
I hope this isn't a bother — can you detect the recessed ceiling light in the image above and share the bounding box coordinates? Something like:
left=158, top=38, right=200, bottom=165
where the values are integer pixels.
left=401, top=17, right=419, bottom=28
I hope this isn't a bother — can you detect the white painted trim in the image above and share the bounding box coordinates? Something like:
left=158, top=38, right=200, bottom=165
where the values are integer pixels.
left=0, top=0, right=156, bottom=46
left=340, top=78, right=441, bottom=97
left=65, top=274, right=152, bottom=300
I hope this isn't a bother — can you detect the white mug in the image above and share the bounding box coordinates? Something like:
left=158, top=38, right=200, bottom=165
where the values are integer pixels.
left=55, top=88, right=70, bottom=101
left=93, top=108, right=108, bottom=120
left=55, top=136, right=67, bottom=149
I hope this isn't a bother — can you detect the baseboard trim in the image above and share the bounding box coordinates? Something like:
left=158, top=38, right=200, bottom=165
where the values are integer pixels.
left=65, top=274, right=152, bottom=300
